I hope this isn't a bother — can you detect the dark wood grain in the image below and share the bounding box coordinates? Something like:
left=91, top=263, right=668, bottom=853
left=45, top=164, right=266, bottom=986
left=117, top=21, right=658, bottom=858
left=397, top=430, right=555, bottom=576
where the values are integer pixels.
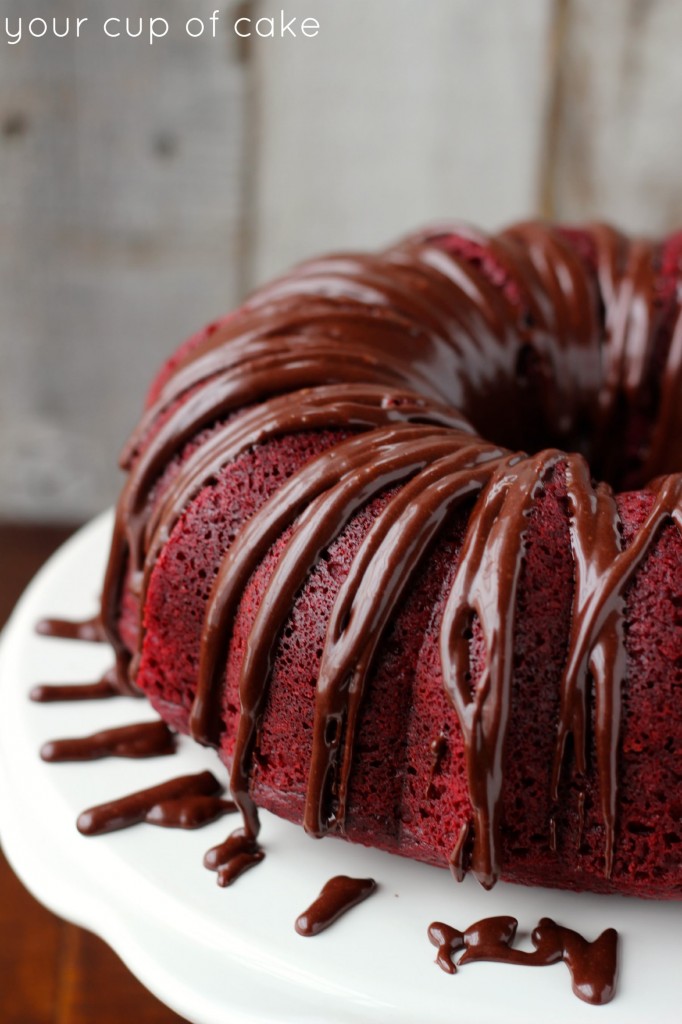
left=0, top=522, right=190, bottom=1024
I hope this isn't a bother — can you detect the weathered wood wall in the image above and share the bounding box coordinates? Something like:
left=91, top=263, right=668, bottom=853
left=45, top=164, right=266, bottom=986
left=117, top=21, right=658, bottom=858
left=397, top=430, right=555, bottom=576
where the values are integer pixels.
left=0, top=0, right=246, bottom=519
left=2, top=0, right=682, bottom=520
left=547, top=0, right=682, bottom=232
left=248, top=0, right=555, bottom=283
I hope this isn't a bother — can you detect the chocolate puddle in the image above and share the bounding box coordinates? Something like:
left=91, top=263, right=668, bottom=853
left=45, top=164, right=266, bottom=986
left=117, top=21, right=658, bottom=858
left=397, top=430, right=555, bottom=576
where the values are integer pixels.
left=428, top=915, right=618, bottom=1005
left=203, top=828, right=265, bottom=886
left=36, top=615, right=107, bottom=643
left=40, top=720, right=176, bottom=761
left=146, top=795, right=237, bottom=829
left=77, top=769, right=222, bottom=835
left=30, top=667, right=121, bottom=702
left=295, top=875, right=377, bottom=936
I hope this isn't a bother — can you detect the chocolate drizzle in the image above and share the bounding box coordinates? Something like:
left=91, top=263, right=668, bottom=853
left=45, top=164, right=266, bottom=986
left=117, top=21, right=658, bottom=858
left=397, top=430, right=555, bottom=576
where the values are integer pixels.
left=145, top=795, right=237, bottom=829
left=203, top=828, right=265, bottom=886
left=96, top=221, right=682, bottom=889
left=428, top=915, right=619, bottom=1006
left=294, top=875, right=377, bottom=936
left=36, top=615, right=107, bottom=642
left=440, top=449, right=563, bottom=887
left=76, top=769, right=222, bottom=835
left=30, top=667, right=121, bottom=703
left=35, top=618, right=138, bottom=698
left=551, top=465, right=682, bottom=876
left=428, top=921, right=466, bottom=974
left=40, top=720, right=176, bottom=762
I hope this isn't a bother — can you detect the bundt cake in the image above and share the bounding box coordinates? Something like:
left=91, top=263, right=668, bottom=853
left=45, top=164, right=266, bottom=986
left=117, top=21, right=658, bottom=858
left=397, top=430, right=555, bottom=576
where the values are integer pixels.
left=100, top=221, right=682, bottom=899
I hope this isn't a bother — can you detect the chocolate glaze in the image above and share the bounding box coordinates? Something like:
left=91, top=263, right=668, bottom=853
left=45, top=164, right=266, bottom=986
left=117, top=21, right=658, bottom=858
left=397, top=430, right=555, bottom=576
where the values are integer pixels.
left=429, top=914, right=618, bottom=1006
left=30, top=667, right=121, bottom=703
left=427, top=921, right=466, bottom=974
left=145, top=795, right=236, bottom=829
left=36, top=615, right=107, bottom=642
left=77, top=770, right=221, bottom=835
left=295, top=875, right=377, bottom=936
left=203, top=828, right=265, bottom=886
left=40, top=720, right=175, bottom=762
left=440, top=455, right=682, bottom=886
left=97, top=221, right=682, bottom=888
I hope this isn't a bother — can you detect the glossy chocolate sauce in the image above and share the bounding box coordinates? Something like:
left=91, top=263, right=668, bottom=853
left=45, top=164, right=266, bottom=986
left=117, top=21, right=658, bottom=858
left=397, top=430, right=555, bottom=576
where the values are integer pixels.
left=77, top=770, right=221, bottom=835
left=427, top=921, right=468, bottom=974
left=295, top=875, right=377, bottom=936
left=36, top=615, right=107, bottom=642
left=203, top=828, right=264, bottom=886
left=428, top=915, right=618, bottom=1006
left=88, top=222, right=682, bottom=890
left=30, top=667, right=120, bottom=702
left=33, top=612, right=239, bottom=875
left=145, top=795, right=237, bottom=829
left=40, top=720, right=176, bottom=761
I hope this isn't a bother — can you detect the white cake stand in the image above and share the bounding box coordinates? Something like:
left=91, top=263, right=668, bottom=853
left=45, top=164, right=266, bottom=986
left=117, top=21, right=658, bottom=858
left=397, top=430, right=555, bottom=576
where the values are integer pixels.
left=0, top=513, right=680, bottom=1024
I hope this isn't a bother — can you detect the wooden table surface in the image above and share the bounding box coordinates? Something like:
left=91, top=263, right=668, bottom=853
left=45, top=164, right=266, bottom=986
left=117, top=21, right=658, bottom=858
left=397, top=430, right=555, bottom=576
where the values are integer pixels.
left=0, top=523, right=189, bottom=1024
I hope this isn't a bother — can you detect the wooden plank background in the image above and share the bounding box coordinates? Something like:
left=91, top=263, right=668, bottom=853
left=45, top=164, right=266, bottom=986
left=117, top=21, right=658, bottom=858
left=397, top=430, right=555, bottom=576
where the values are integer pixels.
left=249, top=0, right=554, bottom=282
left=1, top=0, right=682, bottom=522
left=0, top=0, right=247, bottom=520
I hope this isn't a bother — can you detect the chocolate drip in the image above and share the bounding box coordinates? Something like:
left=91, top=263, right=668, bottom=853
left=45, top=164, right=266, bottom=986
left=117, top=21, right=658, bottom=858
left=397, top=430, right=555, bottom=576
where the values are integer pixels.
left=304, top=440, right=504, bottom=837
left=442, top=452, right=682, bottom=887
left=36, top=615, right=106, bottom=642
left=77, top=770, right=221, bottom=835
left=142, top=386, right=464, bottom=592
left=294, top=875, right=376, bottom=936
left=134, top=388, right=469, bottom=693
left=35, top=615, right=138, bottom=699
left=440, top=450, right=564, bottom=888
left=145, top=795, right=236, bottom=829
left=30, top=667, right=121, bottom=703
left=448, top=821, right=472, bottom=883
left=429, top=914, right=618, bottom=1006
left=427, top=921, right=467, bottom=974
left=552, top=466, right=682, bottom=876
left=203, top=828, right=264, bottom=886
left=103, top=387, right=470, bottom=695
left=97, top=221, right=682, bottom=890
left=195, top=424, right=488, bottom=838
left=40, top=720, right=175, bottom=762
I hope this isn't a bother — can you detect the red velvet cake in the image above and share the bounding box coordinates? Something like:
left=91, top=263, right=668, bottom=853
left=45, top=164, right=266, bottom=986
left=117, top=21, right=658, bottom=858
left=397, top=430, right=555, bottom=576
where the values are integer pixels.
left=100, top=221, right=682, bottom=900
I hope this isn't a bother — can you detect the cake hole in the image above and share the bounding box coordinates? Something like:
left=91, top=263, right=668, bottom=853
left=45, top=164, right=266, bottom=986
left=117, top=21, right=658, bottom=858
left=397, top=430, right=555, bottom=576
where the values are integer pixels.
left=515, top=344, right=537, bottom=385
